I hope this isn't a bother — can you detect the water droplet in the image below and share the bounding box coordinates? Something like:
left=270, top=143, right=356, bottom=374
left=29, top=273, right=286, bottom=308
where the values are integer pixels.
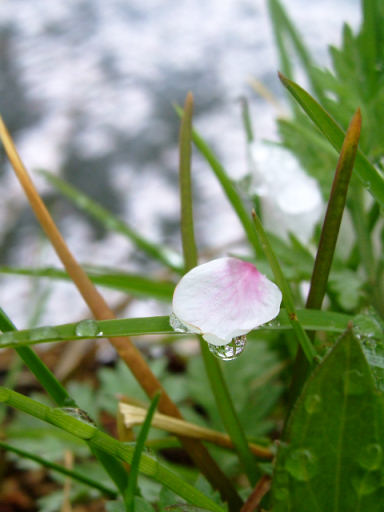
left=354, top=313, right=383, bottom=340
left=60, top=407, right=96, bottom=426
left=353, top=471, right=381, bottom=496
left=274, top=487, right=289, bottom=501
left=169, top=312, right=189, bottom=333
left=285, top=448, right=318, bottom=481
left=358, top=444, right=382, bottom=471
left=343, top=369, right=368, bottom=396
left=29, top=326, right=58, bottom=342
left=304, top=394, right=322, bottom=414
left=208, top=336, right=247, bottom=361
left=75, top=319, right=100, bottom=338
left=0, top=332, right=14, bottom=346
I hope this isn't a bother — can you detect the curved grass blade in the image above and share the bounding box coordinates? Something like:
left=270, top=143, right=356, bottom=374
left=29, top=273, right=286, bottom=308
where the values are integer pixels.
left=278, top=73, right=384, bottom=208
left=124, top=392, right=161, bottom=511
left=252, top=211, right=316, bottom=365
left=0, top=441, right=117, bottom=498
left=0, top=388, right=225, bottom=512
left=0, top=266, right=175, bottom=301
left=0, top=310, right=352, bottom=348
left=41, top=170, right=183, bottom=274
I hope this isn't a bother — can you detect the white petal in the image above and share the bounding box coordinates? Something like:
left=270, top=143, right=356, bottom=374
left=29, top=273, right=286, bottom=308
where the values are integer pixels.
left=172, top=257, right=282, bottom=346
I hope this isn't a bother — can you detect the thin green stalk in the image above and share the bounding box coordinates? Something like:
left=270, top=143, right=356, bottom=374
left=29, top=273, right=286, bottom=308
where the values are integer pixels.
left=240, top=97, right=254, bottom=143
left=251, top=211, right=316, bottom=365
left=125, top=392, right=161, bottom=511
left=41, top=170, right=183, bottom=274
left=175, top=105, right=262, bottom=257
left=0, top=309, right=352, bottom=348
left=178, top=93, right=258, bottom=487
left=0, top=441, right=117, bottom=498
left=0, top=388, right=224, bottom=512
left=288, top=109, right=361, bottom=409
left=306, top=109, right=362, bottom=310
left=0, top=308, right=129, bottom=497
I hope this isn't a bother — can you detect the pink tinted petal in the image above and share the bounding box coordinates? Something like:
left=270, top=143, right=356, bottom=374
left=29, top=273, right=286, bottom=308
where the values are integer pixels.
left=172, top=257, right=282, bottom=346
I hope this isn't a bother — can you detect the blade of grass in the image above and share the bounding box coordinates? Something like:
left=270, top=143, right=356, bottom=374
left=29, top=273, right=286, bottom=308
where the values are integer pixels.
left=179, top=92, right=258, bottom=487
left=288, top=109, right=362, bottom=409
left=0, top=388, right=225, bottom=512
left=40, top=170, right=183, bottom=274
left=175, top=105, right=263, bottom=257
left=251, top=210, right=316, bottom=365
left=0, top=115, right=238, bottom=507
left=0, top=308, right=130, bottom=497
left=0, top=309, right=352, bottom=348
left=306, top=109, right=361, bottom=310
left=0, top=265, right=175, bottom=301
left=278, top=73, right=384, bottom=208
left=0, top=441, right=117, bottom=498
left=124, top=392, right=161, bottom=511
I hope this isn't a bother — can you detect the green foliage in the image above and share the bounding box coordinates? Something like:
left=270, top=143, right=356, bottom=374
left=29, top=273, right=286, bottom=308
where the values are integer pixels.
left=271, top=330, right=384, bottom=511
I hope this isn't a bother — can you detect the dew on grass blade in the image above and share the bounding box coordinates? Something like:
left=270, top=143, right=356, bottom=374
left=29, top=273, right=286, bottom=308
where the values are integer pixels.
left=75, top=319, right=100, bottom=337
left=208, top=335, right=247, bottom=361
left=60, top=407, right=97, bottom=426
left=285, top=448, right=318, bottom=482
left=358, top=444, right=382, bottom=471
left=304, top=394, right=322, bottom=414
left=29, top=326, right=58, bottom=342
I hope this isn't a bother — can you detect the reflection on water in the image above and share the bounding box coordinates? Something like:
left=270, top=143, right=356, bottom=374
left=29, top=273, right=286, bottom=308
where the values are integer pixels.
left=0, top=1, right=359, bottom=326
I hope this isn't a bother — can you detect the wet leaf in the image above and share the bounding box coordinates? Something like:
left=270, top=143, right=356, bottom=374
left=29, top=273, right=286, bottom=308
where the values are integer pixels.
left=272, top=329, right=384, bottom=511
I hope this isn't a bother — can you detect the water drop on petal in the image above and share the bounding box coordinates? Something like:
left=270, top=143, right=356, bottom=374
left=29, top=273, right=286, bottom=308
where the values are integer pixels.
left=208, top=335, right=247, bottom=361
left=75, top=319, right=100, bottom=338
left=169, top=312, right=189, bottom=333
left=285, top=448, right=318, bottom=481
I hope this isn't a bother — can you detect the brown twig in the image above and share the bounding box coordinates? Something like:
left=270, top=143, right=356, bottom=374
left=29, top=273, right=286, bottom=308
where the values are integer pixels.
left=240, top=475, right=272, bottom=512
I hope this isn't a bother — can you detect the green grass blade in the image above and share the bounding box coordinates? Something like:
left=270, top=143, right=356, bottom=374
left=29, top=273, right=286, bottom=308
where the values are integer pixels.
left=175, top=105, right=262, bottom=257
left=178, top=94, right=258, bottom=487
left=0, top=388, right=225, bottom=512
left=0, top=440, right=117, bottom=498
left=306, top=109, right=361, bottom=310
left=179, top=92, right=198, bottom=271
left=125, top=392, right=161, bottom=511
left=0, top=308, right=129, bottom=498
left=278, top=73, right=384, bottom=207
left=0, top=266, right=175, bottom=301
left=0, top=310, right=351, bottom=348
left=41, top=170, right=183, bottom=274
left=0, top=307, right=75, bottom=407
left=252, top=211, right=316, bottom=365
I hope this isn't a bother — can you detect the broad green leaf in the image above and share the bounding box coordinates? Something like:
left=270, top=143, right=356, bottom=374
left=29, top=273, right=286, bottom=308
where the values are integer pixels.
left=0, top=266, right=175, bottom=301
left=0, top=310, right=351, bottom=348
left=279, top=73, right=384, bottom=208
left=272, top=330, right=384, bottom=511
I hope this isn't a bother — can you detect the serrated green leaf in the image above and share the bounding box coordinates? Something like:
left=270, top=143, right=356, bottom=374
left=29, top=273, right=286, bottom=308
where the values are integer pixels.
left=272, top=330, right=384, bottom=511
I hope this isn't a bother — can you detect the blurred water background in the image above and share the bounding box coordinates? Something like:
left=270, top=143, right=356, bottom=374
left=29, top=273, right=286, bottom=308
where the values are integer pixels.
left=0, top=0, right=360, bottom=328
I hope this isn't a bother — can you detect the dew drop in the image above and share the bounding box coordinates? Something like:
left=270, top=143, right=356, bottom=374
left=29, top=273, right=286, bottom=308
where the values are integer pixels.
left=169, top=312, right=189, bottom=333
left=358, top=444, right=382, bottom=471
left=353, top=313, right=383, bottom=340
left=304, top=394, right=322, bottom=414
left=208, top=336, right=247, bottom=361
left=285, top=448, right=318, bottom=481
left=0, top=332, right=14, bottom=346
left=29, top=326, right=58, bottom=342
left=60, top=407, right=96, bottom=426
left=274, top=487, right=289, bottom=502
left=353, top=471, right=381, bottom=496
left=343, top=369, right=368, bottom=396
left=75, top=319, right=100, bottom=338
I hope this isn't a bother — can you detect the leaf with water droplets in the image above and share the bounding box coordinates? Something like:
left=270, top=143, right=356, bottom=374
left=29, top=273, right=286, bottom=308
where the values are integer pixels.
left=272, top=329, right=384, bottom=511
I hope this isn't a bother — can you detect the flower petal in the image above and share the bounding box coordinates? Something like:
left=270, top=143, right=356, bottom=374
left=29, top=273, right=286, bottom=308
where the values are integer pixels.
left=172, top=257, right=282, bottom=345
